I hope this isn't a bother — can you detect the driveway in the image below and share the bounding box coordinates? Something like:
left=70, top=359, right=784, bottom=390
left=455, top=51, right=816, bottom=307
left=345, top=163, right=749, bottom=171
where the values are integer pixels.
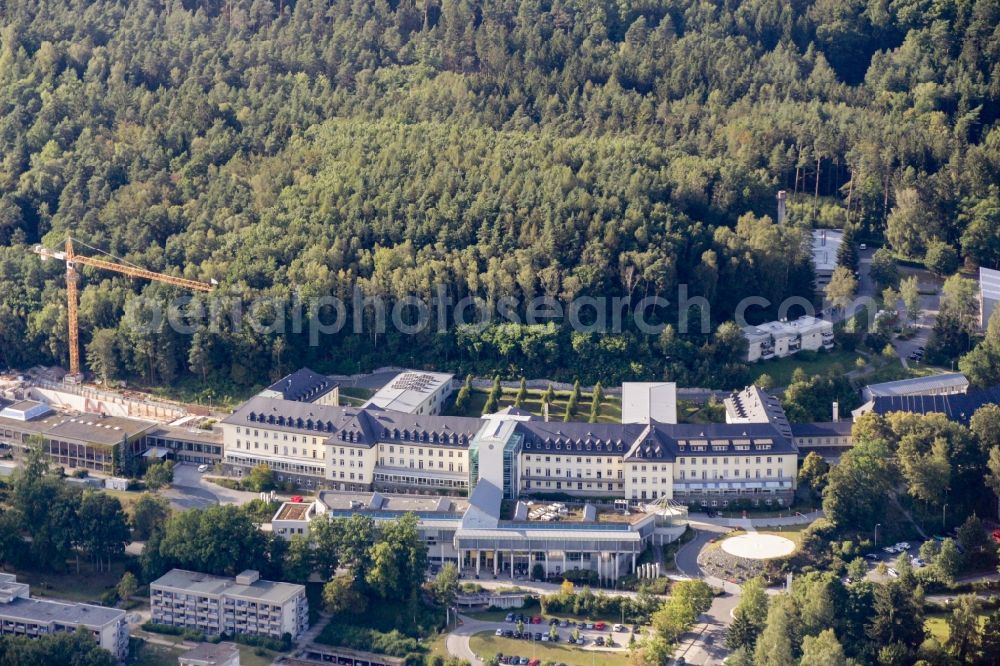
left=672, top=525, right=743, bottom=665
left=162, top=462, right=261, bottom=510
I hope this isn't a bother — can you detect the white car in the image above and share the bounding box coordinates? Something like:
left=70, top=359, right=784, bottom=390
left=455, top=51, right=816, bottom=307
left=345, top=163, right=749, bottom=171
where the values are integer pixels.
left=883, top=546, right=896, bottom=554
left=613, top=624, right=625, bottom=632
left=887, top=568, right=899, bottom=578
left=197, top=464, right=209, bottom=472
left=897, top=542, right=910, bottom=550
left=495, top=629, right=503, bottom=636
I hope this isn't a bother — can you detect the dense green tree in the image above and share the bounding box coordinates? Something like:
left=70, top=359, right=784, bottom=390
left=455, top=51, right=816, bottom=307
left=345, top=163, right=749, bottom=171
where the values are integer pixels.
left=0, top=629, right=116, bottom=666
left=77, top=491, right=130, bottom=572
left=799, top=629, right=848, bottom=666
left=131, top=493, right=170, bottom=541
left=157, top=504, right=271, bottom=577
left=144, top=460, right=174, bottom=490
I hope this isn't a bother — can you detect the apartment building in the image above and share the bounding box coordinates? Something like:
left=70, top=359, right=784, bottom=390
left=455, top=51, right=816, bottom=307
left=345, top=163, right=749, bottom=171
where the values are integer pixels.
left=0, top=574, right=128, bottom=660
left=860, top=373, right=969, bottom=403
left=980, top=267, right=1000, bottom=330
left=150, top=569, right=307, bottom=640
left=742, top=316, right=834, bottom=362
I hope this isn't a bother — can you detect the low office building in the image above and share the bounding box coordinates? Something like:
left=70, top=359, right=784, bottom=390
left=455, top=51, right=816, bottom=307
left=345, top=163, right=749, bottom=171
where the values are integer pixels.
left=0, top=400, right=154, bottom=474
left=861, top=373, right=970, bottom=403
left=811, top=228, right=844, bottom=292
left=742, top=316, right=834, bottom=362
left=0, top=573, right=128, bottom=660
left=270, top=481, right=685, bottom=581
left=363, top=370, right=454, bottom=415
left=258, top=368, right=339, bottom=406
left=143, top=423, right=224, bottom=465
left=150, top=569, right=308, bottom=640
left=852, top=385, right=1000, bottom=425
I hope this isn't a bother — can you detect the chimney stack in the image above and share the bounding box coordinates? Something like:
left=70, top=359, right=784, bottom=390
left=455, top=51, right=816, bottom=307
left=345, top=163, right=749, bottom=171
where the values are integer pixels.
left=777, top=190, right=787, bottom=224
left=832, top=401, right=839, bottom=423
left=543, top=402, right=550, bottom=422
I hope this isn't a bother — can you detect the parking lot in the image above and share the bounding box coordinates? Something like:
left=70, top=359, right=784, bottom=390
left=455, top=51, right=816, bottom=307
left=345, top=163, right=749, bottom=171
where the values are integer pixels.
left=859, top=536, right=952, bottom=581
left=485, top=612, right=635, bottom=660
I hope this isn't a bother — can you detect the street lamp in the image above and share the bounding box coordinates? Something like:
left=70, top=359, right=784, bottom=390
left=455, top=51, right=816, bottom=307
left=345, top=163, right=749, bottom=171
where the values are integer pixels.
left=874, top=523, right=881, bottom=548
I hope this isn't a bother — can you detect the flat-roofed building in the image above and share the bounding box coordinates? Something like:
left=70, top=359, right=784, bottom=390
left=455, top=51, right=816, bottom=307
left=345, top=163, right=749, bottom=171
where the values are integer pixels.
left=812, top=228, right=844, bottom=291
left=0, top=401, right=155, bottom=475
left=363, top=371, right=453, bottom=415
left=981, top=267, right=1000, bottom=330
left=150, top=569, right=307, bottom=640
left=0, top=573, right=128, bottom=660
left=621, top=382, right=677, bottom=424
left=258, top=368, right=338, bottom=406
left=861, top=373, right=969, bottom=403
left=742, top=316, right=834, bottom=362
left=144, top=423, right=223, bottom=465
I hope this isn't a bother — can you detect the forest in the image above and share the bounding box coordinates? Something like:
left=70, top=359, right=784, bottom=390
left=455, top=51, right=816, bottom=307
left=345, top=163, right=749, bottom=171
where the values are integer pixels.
left=0, top=0, right=997, bottom=392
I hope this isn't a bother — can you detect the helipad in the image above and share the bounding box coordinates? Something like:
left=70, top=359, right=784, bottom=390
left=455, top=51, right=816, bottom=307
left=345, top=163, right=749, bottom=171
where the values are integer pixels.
left=720, top=533, right=796, bottom=560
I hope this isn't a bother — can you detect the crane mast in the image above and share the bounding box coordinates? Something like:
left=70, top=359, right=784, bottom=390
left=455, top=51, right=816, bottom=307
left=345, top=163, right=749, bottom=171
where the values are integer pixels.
left=32, top=236, right=214, bottom=380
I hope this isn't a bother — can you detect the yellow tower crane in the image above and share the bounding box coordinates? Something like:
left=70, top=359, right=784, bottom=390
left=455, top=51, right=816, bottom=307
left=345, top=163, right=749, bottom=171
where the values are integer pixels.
left=33, top=235, right=215, bottom=380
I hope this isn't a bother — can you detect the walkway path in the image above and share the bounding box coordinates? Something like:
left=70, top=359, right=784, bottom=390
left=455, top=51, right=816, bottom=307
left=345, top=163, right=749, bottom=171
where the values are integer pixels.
left=687, top=510, right=824, bottom=530
left=446, top=615, right=494, bottom=666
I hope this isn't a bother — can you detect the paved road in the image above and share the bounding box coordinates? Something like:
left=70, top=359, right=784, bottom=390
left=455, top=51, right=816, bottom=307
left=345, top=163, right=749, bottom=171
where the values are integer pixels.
left=891, top=266, right=942, bottom=369
left=672, top=524, right=742, bottom=665
left=162, top=462, right=262, bottom=509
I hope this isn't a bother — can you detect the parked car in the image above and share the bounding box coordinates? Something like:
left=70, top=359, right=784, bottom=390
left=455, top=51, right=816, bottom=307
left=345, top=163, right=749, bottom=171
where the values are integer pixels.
left=197, top=464, right=209, bottom=472
left=519, top=658, right=529, bottom=665
left=594, top=622, right=606, bottom=631
left=496, top=629, right=504, bottom=637
left=613, top=624, right=625, bottom=632
left=531, top=616, right=542, bottom=624
left=865, top=553, right=881, bottom=560
left=585, top=623, right=594, bottom=630
left=887, top=568, right=899, bottom=578
left=505, top=613, right=514, bottom=623
left=561, top=620, right=570, bottom=627
left=595, top=637, right=605, bottom=646
left=548, top=618, right=559, bottom=626
left=541, top=635, right=550, bottom=642
left=534, top=633, right=542, bottom=641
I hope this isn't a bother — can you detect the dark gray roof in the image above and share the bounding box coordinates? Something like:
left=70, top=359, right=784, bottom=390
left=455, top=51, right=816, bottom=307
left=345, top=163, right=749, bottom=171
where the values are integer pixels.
left=867, top=386, right=1000, bottom=424
left=265, top=367, right=337, bottom=402
left=0, top=597, right=124, bottom=627
left=790, top=421, right=853, bottom=437
left=225, top=396, right=482, bottom=449
left=626, top=422, right=797, bottom=461
left=517, top=421, right=644, bottom=455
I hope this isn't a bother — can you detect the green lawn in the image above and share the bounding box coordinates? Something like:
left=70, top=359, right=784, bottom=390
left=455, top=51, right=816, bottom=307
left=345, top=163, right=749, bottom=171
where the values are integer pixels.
left=128, top=640, right=185, bottom=666
left=676, top=399, right=726, bottom=424
left=128, top=640, right=280, bottom=666
left=469, top=632, right=631, bottom=666
left=3, top=561, right=126, bottom=603
left=749, top=349, right=863, bottom=387
left=340, top=386, right=375, bottom=406
left=925, top=611, right=989, bottom=643
left=445, top=387, right=622, bottom=423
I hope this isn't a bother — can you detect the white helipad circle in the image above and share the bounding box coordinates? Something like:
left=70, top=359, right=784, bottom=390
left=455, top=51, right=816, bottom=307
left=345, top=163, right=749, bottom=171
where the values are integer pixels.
left=721, top=533, right=796, bottom=560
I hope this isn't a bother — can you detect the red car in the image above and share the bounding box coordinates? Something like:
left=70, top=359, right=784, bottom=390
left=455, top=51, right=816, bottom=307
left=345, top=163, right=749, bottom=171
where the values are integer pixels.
left=594, top=622, right=606, bottom=630
left=991, top=529, right=1000, bottom=544
left=531, top=616, right=542, bottom=624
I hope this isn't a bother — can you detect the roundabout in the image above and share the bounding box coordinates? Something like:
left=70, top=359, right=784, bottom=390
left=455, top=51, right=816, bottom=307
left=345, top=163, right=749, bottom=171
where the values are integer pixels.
left=720, top=533, right=796, bottom=560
